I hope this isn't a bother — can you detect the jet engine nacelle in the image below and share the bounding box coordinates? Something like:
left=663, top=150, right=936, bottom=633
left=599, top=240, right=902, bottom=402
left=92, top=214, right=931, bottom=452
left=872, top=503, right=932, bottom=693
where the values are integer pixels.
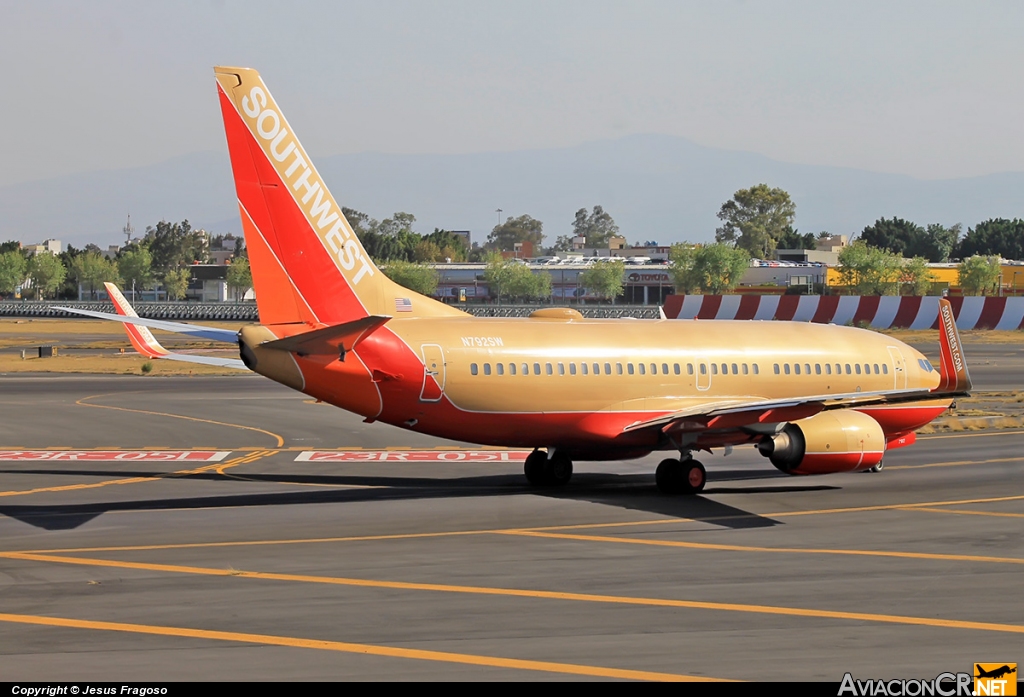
left=757, top=410, right=885, bottom=475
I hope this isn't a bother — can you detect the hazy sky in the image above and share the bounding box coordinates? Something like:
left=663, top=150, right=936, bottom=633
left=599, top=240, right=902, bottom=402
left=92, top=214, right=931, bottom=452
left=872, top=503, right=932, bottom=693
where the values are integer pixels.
left=3, top=1, right=1023, bottom=188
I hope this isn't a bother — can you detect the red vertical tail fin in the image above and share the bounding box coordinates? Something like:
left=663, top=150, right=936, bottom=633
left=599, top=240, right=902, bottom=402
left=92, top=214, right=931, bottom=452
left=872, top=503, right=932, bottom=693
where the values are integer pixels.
left=214, top=66, right=465, bottom=326
left=935, top=298, right=972, bottom=393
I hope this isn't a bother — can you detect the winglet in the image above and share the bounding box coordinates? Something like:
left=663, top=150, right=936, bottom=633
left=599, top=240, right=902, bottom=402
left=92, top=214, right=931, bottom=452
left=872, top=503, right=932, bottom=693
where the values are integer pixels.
left=104, top=283, right=170, bottom=359
left=935, top=298, right=972, bottom=394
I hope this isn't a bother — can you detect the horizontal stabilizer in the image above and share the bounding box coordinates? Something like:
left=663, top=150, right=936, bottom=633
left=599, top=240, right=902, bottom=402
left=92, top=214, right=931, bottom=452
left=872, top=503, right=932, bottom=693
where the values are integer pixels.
left=54, top=307, right=239, bottom=343
left=260, top=316, right=391, bottom=357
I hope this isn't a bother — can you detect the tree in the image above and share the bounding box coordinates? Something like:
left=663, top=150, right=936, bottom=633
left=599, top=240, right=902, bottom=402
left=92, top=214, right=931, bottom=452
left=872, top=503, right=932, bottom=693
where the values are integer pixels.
left=0, top=251, right=27, bottom=297
left=715, top=184, right=796, bottom=258
left=572, top=206, right=619, bottom=248
left=118, top=245, right=154, bottom=295
left=776, top=227, right=817, bottom=250
left=226, top=257, right=253, bottom=301
left=860, top=218, right=959, bottom=262
left=860, top=217, right=923, bottom=257
left=958, top=255, right=1001, bottom=296
left=484, top=254, right=550, bottom=302
left=578, top=259, right=625, bottom=303
left=668, top=243, right=748, bottom=294
left=28, top=253, right=66, bottom=299
left=382, top=260, right=439, bottom=297
left=919, top=223, right=960, bottom=263
left=162, top=268, right=191, bottom=301
left=956, top=219, right=1024, bottom=261
left=145, top=220, right=208, bottom=271
left=342, top=207, right=373, bottom=238
left=899, top=257, right=936, bottom=296
left=487, top=214, right=544, bottom=252
left=70, top=251, right=122, bottom=299
left=0, top=241, right=22, bottom=254
left=836, top=242, right=901, bottom=295
left=421, top=229, right=468, bottom=262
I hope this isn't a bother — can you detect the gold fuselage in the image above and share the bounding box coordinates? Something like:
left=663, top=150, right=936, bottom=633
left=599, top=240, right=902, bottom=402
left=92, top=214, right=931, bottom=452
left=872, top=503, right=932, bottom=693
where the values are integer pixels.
left=244, top=317, right=941, bottom=455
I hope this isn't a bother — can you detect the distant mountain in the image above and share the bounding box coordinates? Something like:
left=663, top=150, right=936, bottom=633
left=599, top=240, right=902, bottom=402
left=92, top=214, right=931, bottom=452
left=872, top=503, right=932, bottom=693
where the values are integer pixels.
left=2, top=134, right=1023, bottom=249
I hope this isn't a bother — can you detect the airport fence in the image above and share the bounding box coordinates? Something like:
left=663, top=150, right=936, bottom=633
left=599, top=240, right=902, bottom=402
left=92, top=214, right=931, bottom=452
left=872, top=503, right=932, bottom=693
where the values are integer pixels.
left=0, top=301, right=662, bottom=321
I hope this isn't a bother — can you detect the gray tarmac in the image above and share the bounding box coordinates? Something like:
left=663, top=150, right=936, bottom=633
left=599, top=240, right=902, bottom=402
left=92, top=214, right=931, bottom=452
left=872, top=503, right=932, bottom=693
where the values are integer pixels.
left=0, top=364, right=1022, bottom=682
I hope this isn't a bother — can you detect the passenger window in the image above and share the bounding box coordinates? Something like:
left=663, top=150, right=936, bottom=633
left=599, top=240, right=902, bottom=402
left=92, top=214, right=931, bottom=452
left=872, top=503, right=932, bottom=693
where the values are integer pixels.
left=593, top=363, right=600, bottom=375
left=731, top=363, right=738, bottom=375
left=825, top=364, right=831, bottom=375
left=873, top=364, right=879, bottom=374
left=815, top=364, right=821, bottom=375
left=483, top=363, right=491, bottom=376
left=616, top=363, right=623, bottom=375
left=627, top=363, right=635, bottom=375
left=742, top=364, right=748, bottom=375
left=855, top=364, right=861, bottom=375
left=721, top=363, right=728, bottom=375
left=471, top=363, right=478, bottom=375
left=522, top=363, right=529, bottom=375
left=546, top=363, right=553, bottom=375
left=883, top=364, right=889, bottom=375
left=685, top=364, right=692, bottom=375
left=534, top=363, right=541, bottom=375
left=863, top=363, right=870, bottom=374
left=753, top=364, right=759, bottom=375
left=804, top=363, right=811, bottom=375
left=835, top=363, right=841, bottom=374
left=509, top=363, right=517, bottom=376
left=663, top=363, right=669, bottom=374
left=699, top=364, right=706, bottom=375
left=558, top=363, right=565, bottom=375
left=605, top=362, right=612, bottom=375
left=640, top=364, right=647, bottom=375
left=845, top=364, right=851, bottom=374
left=496, top=363, right=504, bottom=376
left=711, top=364, right=718, bottom=375
left=650, top=363, right=657, bottom=375
left=774, top=363, right=780, bottom=375
left=784, top=364, right=791, bottom=375
left=579, top=363, right=586, bottom=375
left=794, top=364, right=801, bottom=375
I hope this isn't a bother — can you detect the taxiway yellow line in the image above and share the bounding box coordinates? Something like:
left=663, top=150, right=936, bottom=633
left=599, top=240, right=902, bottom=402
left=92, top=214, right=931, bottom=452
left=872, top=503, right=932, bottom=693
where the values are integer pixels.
left=499, top=530, right=1024, bottom=565
left=75, top=392, right=285, bottom=447
left=2, top=553, right=1022, bottom=636
left=899, top=507, right=1024, bottom=520
left=0, top=450, right=274, bottom=498
left=0, top=612, right=714, bottom=681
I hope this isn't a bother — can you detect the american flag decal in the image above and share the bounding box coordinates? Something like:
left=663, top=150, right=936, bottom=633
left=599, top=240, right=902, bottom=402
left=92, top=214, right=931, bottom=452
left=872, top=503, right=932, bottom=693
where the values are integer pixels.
left=395, top=298, right=413, bottom=312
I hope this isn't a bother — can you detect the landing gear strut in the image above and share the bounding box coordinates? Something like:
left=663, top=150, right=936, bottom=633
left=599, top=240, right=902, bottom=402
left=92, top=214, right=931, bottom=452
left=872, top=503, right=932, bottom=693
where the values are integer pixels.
left=524, top=449, right=573, bottom=486
left=655, top=456, right=706, bottom=495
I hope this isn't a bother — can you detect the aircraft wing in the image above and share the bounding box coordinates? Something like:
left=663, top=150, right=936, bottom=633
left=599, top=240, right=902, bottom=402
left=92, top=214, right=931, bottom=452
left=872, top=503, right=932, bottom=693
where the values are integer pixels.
left=57, top=282, right=247, bottom=370
left=622, top=387, right=932, bottom=436
left=626, top=297, right=971, bottom=437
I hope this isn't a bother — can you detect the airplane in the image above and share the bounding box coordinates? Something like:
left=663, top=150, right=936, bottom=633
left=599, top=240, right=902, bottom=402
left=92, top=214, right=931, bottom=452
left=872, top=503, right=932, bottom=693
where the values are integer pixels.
left=975, top=665, right=1016, bottom=680
left=61, top=65, right=972, bottom=495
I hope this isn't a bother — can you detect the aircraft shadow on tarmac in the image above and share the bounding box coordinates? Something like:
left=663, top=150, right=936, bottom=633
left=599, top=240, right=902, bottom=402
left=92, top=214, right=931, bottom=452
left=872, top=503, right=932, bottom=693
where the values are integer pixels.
left=0, top=467, right=837, bottom=531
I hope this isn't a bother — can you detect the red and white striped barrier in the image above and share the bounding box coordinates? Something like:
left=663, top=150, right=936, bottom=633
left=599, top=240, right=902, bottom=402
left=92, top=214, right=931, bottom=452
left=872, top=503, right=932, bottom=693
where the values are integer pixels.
left=662, top=295, right=1024, bottom=330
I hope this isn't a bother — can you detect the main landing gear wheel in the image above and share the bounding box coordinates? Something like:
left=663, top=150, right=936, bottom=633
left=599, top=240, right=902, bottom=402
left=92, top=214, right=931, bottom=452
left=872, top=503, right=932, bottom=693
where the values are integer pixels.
left=524, top=450, right=573, bottom=486
left=866, top=460, right=885, bottom=473
left=524, top=450, right=547, bottom=485
left=655, top=458, right=707, bottom=495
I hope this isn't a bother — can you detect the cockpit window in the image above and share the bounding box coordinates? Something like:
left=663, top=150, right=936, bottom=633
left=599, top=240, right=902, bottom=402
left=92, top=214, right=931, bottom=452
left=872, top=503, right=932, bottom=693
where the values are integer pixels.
left=918, top=358, right=936, bottom=373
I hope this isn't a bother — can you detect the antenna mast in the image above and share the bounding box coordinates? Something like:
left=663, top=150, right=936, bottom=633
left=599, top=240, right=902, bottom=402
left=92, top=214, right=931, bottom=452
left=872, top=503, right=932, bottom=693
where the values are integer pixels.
left=123, top=214, right=134, bottom=246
